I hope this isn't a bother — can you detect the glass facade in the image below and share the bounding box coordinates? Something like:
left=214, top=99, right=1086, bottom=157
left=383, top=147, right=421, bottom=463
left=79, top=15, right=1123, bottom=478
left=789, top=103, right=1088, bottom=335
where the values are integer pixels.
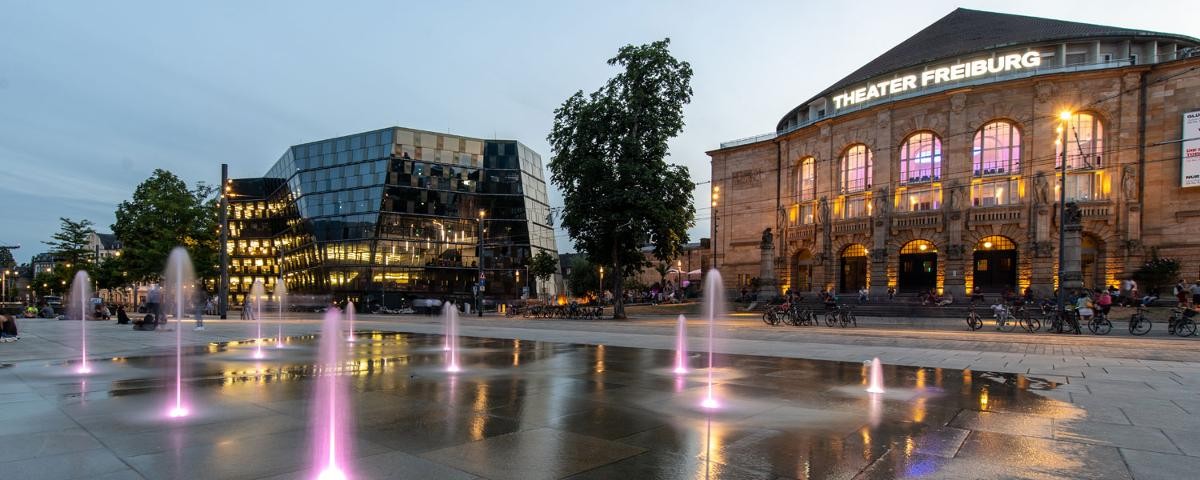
left=227, top=127, right=558, bottom=307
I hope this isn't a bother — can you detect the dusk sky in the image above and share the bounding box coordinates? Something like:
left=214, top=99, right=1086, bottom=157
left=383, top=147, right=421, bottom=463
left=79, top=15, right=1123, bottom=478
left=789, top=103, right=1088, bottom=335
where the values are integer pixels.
left=1, top=0, right=1193, bottom=263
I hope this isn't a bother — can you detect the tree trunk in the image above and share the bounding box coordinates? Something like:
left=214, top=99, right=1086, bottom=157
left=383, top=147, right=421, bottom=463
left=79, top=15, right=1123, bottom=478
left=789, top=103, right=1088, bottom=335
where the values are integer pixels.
left=612, top=242, right=626, bottom=319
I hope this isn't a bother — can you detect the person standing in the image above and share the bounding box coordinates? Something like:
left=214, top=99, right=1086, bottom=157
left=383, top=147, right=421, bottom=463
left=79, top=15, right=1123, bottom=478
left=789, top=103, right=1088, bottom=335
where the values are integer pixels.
left=1175, top=281, right=1189, bottom=307
left=193, top=288, right=206, bottom=331
left=1190, top=281, right=1200, bottom=307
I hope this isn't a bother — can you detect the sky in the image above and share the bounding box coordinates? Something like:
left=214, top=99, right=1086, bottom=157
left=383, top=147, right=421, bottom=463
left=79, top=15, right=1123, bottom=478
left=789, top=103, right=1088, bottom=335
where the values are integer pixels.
left=0, top=0, right=1195, bottom=264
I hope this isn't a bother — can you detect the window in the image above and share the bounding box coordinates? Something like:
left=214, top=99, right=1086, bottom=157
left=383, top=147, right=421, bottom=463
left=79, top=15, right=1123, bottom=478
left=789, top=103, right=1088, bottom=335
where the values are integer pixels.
left=800, top=204, right=815, bottom=224
left=798, top=157, right=816, bottom=200
left=902, top=186, right=940, bottom=212
left=973, top=121, right=1021, bottom=176
left=840, top=144, right=872, bottom=193
left=1065, top=171, right=1103, bottom=201
left=899, top=132, right=941, bottom=184
left=844, top=196, right=869, bottom=218
left=1056, top=112, right=1103, bottom=170
left=972, top=178, right=1020, bottom=207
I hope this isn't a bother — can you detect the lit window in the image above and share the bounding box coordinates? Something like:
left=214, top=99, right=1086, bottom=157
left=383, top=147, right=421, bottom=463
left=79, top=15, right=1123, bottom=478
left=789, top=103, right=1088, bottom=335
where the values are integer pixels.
left=973, top=121, right=1021, bottom=176
left=971, top=179, right=1020, bottom=207
left=800, top=204, right=815, bottom=224
left=840, top=144, right=872, bottom=194
left=1065, top=172, right=1103, bottom=201
left=899, top=132, right=941, bottom=185
left=1056, top=112, right=1103, bottom=170
left=798, top=157, right=816, bottom=200
left=843, top=196, right=869, bottom=218
left=903, top=186, right=941, bottom=212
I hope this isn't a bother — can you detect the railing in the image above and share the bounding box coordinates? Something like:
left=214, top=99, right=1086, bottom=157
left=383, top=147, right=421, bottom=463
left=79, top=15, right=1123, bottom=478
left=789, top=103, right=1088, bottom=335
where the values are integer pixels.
left=1079, top=202, right=1111, bottom=219
left=720, top=57, right=1137, bottom=148
left=832, top=219, right=870, bottom=234
left=892, top=213, right=941, bottom=229
left=970, top=206, right=1023, bottom=224
left=786, top=224, right=817, bottom=237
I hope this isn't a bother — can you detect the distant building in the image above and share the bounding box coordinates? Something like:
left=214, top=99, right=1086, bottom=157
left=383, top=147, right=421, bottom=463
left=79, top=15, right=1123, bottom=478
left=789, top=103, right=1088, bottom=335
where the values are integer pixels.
left=86, top=232, right=122, bottom=262
left=225, top=126, right=560, bottom=307
left=31, top=252, right=59, bottom=276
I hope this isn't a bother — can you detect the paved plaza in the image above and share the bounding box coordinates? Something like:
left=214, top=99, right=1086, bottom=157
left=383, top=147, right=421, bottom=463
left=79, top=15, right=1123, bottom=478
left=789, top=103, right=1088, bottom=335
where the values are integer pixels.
left=2, top=312, right=1200, bottom=479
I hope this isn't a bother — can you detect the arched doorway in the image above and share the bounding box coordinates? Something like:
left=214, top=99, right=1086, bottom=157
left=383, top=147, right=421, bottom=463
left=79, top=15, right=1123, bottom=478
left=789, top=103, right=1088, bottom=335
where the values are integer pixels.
left=840, top=244, right=868, bottom=293
left=792, top=249, right=813, bottom=293
left=899, top=240, right=938, bottom=292
left=1081, top=234, right=1105, bottom=291
left=973, top=236, right=1017, bottom=292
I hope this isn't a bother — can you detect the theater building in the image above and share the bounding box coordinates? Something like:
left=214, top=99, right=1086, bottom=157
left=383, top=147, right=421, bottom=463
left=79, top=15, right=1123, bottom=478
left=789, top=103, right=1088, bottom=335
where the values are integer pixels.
left=708, top=8, right=1200, bottom=297
left=225, top=126, right=559, bottom=307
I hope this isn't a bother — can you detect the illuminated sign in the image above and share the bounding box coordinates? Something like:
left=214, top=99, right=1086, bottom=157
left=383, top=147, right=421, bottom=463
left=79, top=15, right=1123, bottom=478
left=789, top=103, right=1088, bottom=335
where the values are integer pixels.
left=832, top=52, right=1042, bottom=109
left=1183, top=111, right=1200, bottom=188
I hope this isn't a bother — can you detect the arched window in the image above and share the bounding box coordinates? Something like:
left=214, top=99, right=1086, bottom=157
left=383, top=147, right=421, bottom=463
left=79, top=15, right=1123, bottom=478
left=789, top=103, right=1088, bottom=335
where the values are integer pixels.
left=973, top=121, right=1021, bottom=176
left=840, top=144, right=872, bottom=194
left=899, top=132, right=941, bottom=184
left=797, top=157, right=816, bottom=200
left=1056, top=112, right=1104, bottom=170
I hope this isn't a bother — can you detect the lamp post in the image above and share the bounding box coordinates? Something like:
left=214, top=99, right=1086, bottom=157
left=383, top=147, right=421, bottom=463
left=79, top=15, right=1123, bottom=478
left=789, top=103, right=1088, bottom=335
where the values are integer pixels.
left=711, top=186, right=720, bottom=270
left=1056, top=110, right=1072, bottom=314
left=477, top=209, right=486, bottom=317
left=598, top=266, right=605, bottom=304
left=1, top=269, right=8, bottom=302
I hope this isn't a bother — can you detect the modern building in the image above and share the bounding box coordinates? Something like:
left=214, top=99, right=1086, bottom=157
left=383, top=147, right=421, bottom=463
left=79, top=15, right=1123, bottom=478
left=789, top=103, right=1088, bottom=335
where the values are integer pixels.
left=225, top=127, right=560, bottom=308
left=708, top=8, right=1200, bottom=297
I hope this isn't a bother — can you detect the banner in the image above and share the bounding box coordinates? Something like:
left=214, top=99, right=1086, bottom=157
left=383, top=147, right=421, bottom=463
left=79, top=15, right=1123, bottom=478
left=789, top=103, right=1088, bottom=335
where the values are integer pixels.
left=1184, top=111, right=1200, bottom=188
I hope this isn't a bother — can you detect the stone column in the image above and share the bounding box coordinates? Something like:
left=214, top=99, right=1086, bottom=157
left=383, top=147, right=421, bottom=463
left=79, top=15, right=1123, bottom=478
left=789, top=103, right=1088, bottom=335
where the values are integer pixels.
left=758, top=241, right=779, bottom=299
left=1061, top=203, right=1085, bottom=292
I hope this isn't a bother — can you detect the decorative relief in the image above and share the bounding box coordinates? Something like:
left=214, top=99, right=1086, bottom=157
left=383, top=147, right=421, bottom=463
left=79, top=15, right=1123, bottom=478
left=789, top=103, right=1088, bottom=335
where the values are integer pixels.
left=1035, top=81, right=1053, bottom=104
left=950, top=93, right=966, bottom=113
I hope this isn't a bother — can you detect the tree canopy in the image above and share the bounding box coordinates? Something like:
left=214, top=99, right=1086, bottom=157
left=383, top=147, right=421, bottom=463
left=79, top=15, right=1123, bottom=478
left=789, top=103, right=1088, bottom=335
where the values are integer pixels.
left=45, top=217, right=95, bottom=269
left=547, top=38, right=695, bottom=318
left=112, top=169, right=219, bottom=283
left=528, top=250, right=560, bottom=298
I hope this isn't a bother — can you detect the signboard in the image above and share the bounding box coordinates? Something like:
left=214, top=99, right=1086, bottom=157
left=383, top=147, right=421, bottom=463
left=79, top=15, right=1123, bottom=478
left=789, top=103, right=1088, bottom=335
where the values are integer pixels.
left=1183, top=111, right=1200, bottom=188
left=833, top=52, right=1042, bottom=110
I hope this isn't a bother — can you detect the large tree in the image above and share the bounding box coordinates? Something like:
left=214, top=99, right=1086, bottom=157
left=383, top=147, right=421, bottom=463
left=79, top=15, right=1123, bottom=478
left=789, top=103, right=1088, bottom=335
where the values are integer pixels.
left=0, top=247, right=15, bottom=270
left=112, top=169, right=219, bottom=283
left=548, top=38, right=696, bottom=319
left=45, top=217, right=95, bottom=270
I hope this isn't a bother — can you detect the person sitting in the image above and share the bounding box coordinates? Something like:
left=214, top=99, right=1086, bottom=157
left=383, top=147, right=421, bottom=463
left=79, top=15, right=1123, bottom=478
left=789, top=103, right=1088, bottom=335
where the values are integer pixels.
left=133, top=313, right=158, bottom=331
left=116, top=305, right=131, bottom=325
left=1096, top=288, right=1113, bottom=316
left=0, top=315, right=18, bottom=342
left=936, top=291, right=954, bottom=306
left=1076, top=292, right=1095, bottom=324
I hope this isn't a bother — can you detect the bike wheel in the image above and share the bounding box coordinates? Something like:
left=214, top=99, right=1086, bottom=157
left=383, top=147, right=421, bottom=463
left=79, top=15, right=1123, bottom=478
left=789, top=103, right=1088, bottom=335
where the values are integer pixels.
left=1095, top=318, right=1112, bottom=335
left=1026, top=316, right=1041, bottom=332
left=1129, top=316, right=1151, bottom=336
left=848, top=312, right=857, bottom=327
left=825, top=313, right=836, bottom=327
left=997, top=316, right=1015, bottom=332
left=966, top=313, right=982, bottom=331
left=1177, top=319, right=1196, bottom=337
left=1087, top=319, right=1099, bottom=335
left=762, top=311, right=776, bottom=326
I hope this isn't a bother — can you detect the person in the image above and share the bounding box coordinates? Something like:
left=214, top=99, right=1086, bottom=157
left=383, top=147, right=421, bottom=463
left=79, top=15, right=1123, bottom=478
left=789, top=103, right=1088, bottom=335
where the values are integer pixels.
left=146, top=285, right=162, bottom=323
left=1096, top=288, right=1112, bottom=316
left=116, top=305, right=131, bottom=325
left=887, top=287, right=896, bottom=302
left=1190, top=281, right=1200, bottom=307
left=1076, top=291, right=1094, bottom=324
left=132, top=312, right=157, bottom=331
left=193, top=289, right=206, bottom=331
left=857, top=287, right=869, bottom=304
left=0, top=314, right=18, bottom=342
left=1174, top=281, right=1189, bottom=307
left=937, top=291, right=954, bottom=306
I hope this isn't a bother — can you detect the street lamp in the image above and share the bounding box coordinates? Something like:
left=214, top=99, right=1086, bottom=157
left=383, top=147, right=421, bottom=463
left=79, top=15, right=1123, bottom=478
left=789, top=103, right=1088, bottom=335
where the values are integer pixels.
left=1, top=270, right=8, bottom=302
left=711, top=186, right=720, bottom=270
left=477, top=209, right=486, bottom=317
left=1056, top=110, right=1072, bottom=315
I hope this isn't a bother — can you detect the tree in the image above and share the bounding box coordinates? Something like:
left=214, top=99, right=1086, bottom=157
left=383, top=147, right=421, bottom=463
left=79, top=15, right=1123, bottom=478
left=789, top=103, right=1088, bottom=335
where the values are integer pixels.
left=1133, top=250, right=1181, bottom=296
left=547, top=38, right=696, bottom=319
left=92, top=255, right=127, bottom=293
left=566, top=256, right=601, bottom=297
left=45, top=217, right=95, bottom=270
left=655, top=262, right=670, bottom=290
left=113, top=170, right=219, bottom=283
left=528, top=250, right=560, bottom=300
left=0, top=247, right=15, bottom=270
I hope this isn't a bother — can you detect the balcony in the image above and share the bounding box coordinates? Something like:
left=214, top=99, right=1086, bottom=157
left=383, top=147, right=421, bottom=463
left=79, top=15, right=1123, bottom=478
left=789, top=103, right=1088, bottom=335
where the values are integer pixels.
left=891, top=212, right=941, bottom=229
left=1078, top=201, right=1113, bottom=224
left=832, top=219, right=870, bottom=235
left=970, top=205, right=1023, bottom=225
left=786, top=224, right=817, bottom=239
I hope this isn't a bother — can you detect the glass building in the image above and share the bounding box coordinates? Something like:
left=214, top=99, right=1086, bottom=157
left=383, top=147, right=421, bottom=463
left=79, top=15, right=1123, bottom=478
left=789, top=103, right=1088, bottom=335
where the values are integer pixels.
left=226, top=127, right=559, bottom=308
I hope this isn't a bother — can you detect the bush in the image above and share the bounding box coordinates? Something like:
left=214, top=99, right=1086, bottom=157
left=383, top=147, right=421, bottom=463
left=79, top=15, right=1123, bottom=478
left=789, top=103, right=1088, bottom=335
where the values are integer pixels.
left=1132, top=251, right=1181, bottom=296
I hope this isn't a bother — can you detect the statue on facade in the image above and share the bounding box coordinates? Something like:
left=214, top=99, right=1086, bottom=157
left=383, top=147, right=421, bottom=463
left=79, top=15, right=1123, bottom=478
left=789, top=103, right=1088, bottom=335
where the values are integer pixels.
left=1064, top=202, right=1083, bottom=225
left=1034, top=172, right=1050, bottom=206
left=1122, top=164, right=1138, bottom=201
left=760, top=228, right=774, bottom=249
left=945, top=181, right=964, bottom=211
left=817, top=196, right=830, bottom=224
left=874, top=187, right=890, bottom=216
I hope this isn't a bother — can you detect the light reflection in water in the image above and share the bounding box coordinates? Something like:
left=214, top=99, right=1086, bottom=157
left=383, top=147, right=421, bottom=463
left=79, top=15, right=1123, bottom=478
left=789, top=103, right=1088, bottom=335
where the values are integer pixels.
left=916, top=368, right=926, bottom=389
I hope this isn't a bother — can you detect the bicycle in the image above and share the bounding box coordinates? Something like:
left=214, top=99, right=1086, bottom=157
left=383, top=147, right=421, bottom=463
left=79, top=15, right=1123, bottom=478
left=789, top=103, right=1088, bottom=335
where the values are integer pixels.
left=762, top=304, right=785, bottom=326
left=1012, top=303, right=1041, bottom=332
left=1128, top=305, right=1152, bottom=336
left=966, top=304, right=983, bottom=331
left=838, top=305, right=857, bottom=328
left=993, top=304, right=1016, bottom=332
left=1087, top=310, right=1113, bottom=335
left=823, top=304, right=840, bottom=327
left=1168, top=308, right=1197, bottom=337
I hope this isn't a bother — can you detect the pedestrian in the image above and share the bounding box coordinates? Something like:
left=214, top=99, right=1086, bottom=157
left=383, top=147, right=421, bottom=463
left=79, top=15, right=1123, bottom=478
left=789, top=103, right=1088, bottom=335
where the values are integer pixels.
left=145, top=284, right=162, bottom=323
left=1174, top=281, right=1189, bottom=307
left=116, top=305, right=131, bottom=325
left=193, top=288, right=206, bottom=331
left=1096, top=288, right=1112, bottom=316
left=857, top=287, right=869, bottom=304
left=1190, top=281, right=1200, bottom=307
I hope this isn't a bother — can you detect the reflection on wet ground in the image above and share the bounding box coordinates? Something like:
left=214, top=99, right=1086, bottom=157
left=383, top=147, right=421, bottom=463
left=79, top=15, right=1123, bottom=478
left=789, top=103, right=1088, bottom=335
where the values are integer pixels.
left=6, top=331, right=1139, bottom=479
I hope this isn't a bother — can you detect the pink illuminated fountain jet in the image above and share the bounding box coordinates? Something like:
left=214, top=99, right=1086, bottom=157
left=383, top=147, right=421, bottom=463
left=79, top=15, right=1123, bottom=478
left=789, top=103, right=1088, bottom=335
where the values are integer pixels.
left=164, top=247, right=195, bottom=418
left=442, top=302, right=461, bottom=373
left=68, top=271, right=93, bottom=374
left=701, top=270, right=724, bottom=409
left=345, top=302, right=356, bottom=342
left=250, top=280, right=266, bottom=359
left=866, top=357, right=886, bottom=394
left=313, top=307, right=352, bottom=480
left=673, top=315, right=688, bottom=374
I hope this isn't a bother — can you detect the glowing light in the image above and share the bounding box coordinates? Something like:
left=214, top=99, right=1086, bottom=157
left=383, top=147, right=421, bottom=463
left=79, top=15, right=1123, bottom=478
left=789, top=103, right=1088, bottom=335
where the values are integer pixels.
left=866, top=358, right=886, bottom=394
left=446, top=363, right=461, bottom=373
left=317, top=466, right=347, bottom=480
left=701, top=396, right=720, bottom=409
left=917, top=244, right=928, bottom=251
left=983, top=241, right=993, bottom=249
left=168, top=406, right=190, bottom=418
left=1059, top=110, right=1073, bottom=121
left=76, top=365, right=92, bottom=374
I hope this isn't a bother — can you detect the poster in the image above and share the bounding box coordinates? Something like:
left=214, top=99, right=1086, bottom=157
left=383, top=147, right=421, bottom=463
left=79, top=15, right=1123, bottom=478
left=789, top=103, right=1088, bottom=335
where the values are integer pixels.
left=1183, top=110, right=1200, bottom=187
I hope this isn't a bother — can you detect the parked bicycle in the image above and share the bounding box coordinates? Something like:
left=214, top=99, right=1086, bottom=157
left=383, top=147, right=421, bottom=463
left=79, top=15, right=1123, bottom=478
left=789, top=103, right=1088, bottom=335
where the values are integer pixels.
left=1168, top=307, right=1197, bottom=337
left=1086, top=309, right=1112, bottom=335
left=966, top=303, right=983, bottom=331
left=1128, top=305, right=1152, bottom=336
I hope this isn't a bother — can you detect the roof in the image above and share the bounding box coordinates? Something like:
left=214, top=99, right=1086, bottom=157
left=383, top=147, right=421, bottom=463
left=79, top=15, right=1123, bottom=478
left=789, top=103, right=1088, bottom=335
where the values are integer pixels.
left=95, top=233, right=120, bottom=250
left=776, top=8, right=1200, bottom=131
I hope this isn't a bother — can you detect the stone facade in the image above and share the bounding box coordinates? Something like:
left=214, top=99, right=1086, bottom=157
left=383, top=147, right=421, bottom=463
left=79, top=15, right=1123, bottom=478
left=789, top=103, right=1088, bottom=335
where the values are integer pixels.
left=709, top=57, right=1200, bottom=297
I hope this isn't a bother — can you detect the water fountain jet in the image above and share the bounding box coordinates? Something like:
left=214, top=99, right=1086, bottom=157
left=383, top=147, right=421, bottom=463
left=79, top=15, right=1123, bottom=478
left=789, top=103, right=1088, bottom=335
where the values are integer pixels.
left=274, top=278, right=287, bottom=348
left=163, top=247, right=195, bottom=418
left=312, top=307, right=352, bottom=479
left=345, top=302, right=356, bottom=342
left=673, top=314, right=688, bottom=374
left=68, top=271, right=92, bottom=374
left=701, top=270, right=724, bottom=409
left=250, top=280, right=266, bottom=359
left=866, top=357, right=886, bottom=394
left=442, top=302, right=461, bottom=373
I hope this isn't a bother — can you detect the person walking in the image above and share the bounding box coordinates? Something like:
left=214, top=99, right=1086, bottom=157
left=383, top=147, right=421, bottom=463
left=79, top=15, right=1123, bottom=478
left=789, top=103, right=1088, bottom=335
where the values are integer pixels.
left=193, top=288, right=206, bottom=331
left=1190, top=281, right=1200, bottom=307
left=1175, top=281, right=1189, bottom=307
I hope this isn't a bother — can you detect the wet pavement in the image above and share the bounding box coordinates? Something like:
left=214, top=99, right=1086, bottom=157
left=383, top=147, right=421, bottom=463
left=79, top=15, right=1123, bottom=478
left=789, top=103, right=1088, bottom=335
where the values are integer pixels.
left=2, top=322, right=1192, bottom=479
